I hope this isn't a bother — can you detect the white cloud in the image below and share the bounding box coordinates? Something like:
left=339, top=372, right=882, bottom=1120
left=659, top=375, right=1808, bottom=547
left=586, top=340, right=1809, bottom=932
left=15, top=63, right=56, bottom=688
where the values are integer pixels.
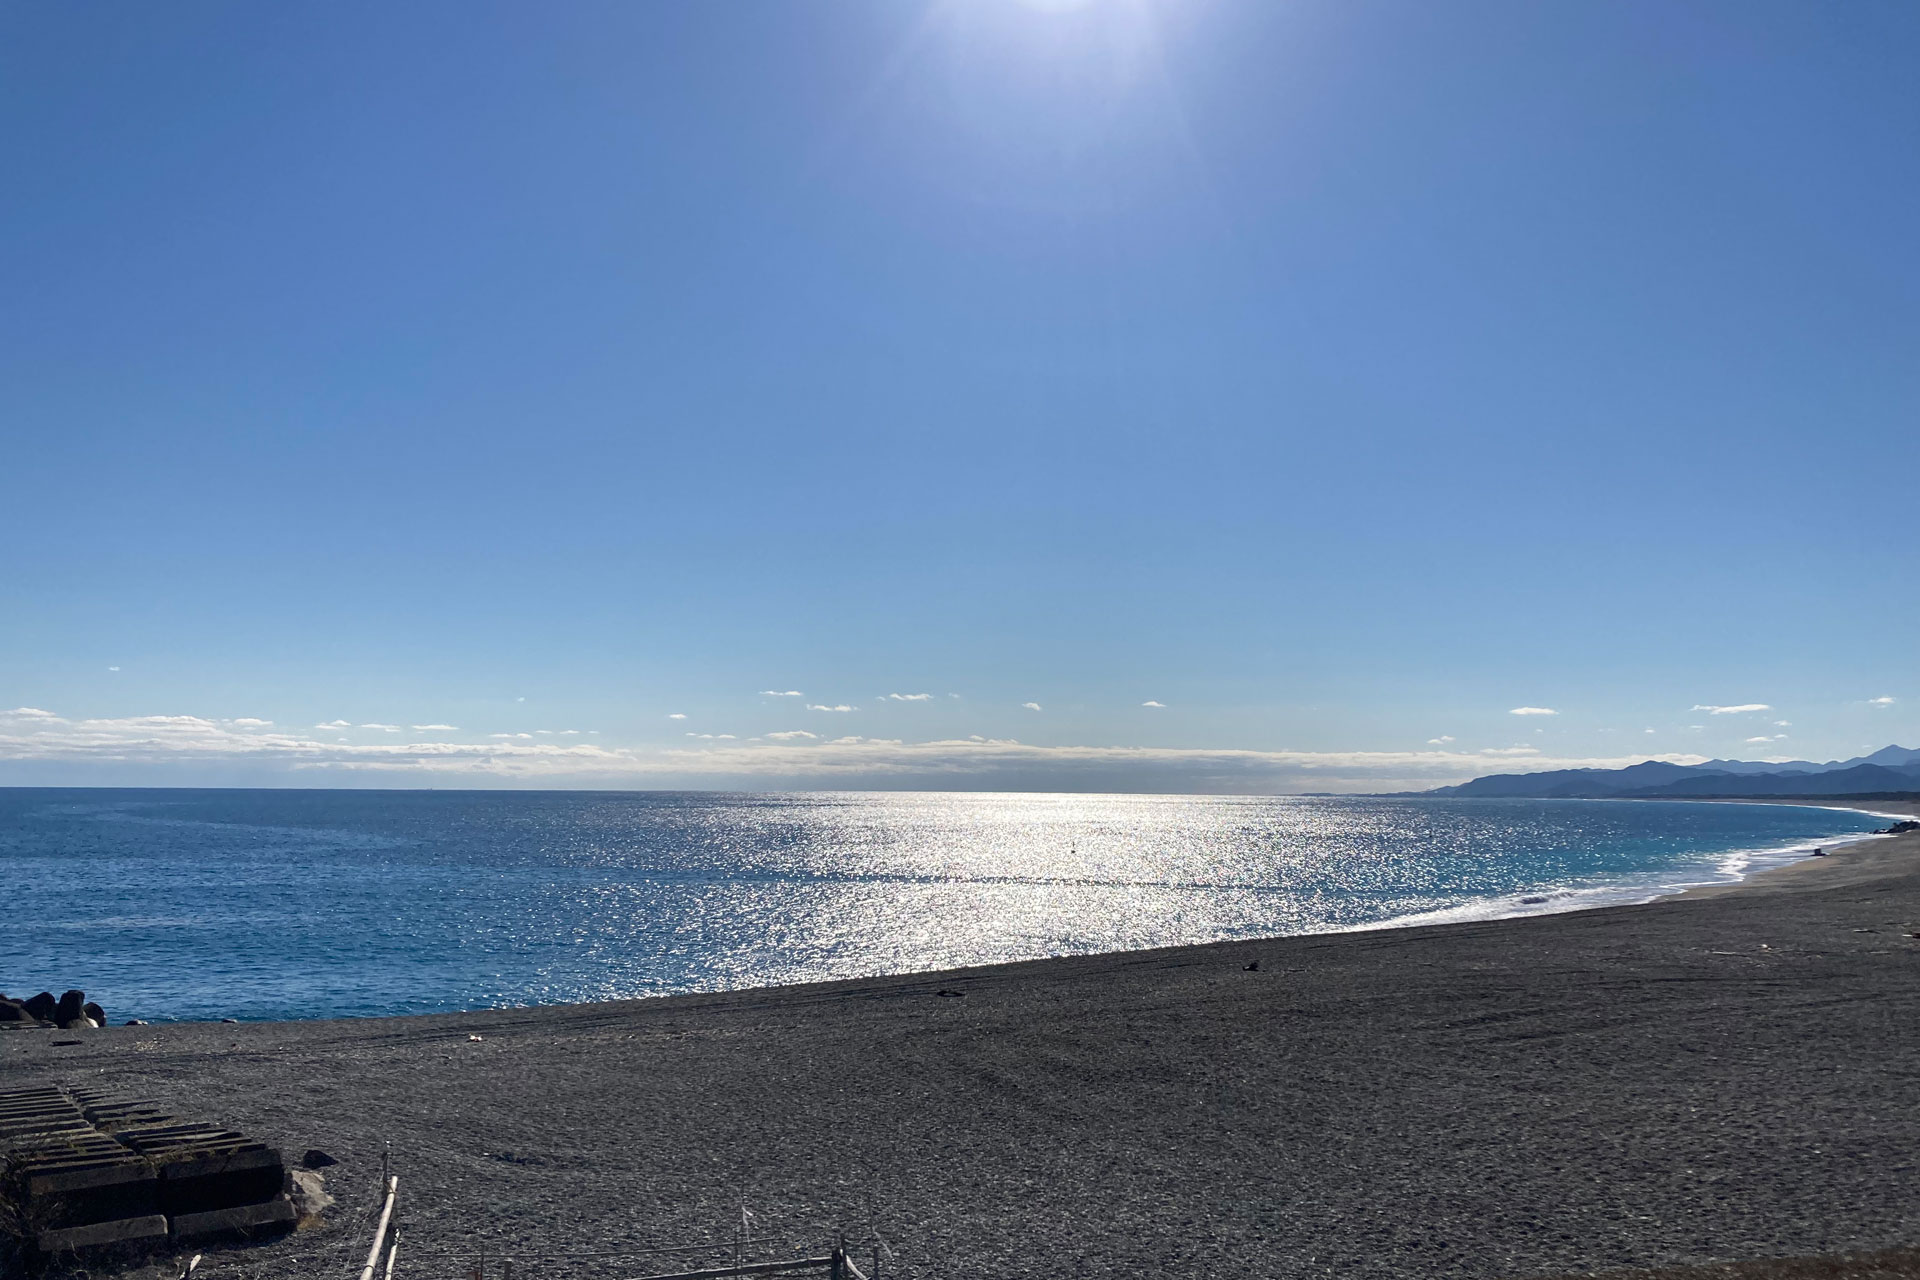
left=360, top=723, right=403, bottom=733
left=229, top=718, right=273, bottom=728
left=1746, top=734, right=1789, bottom=743
left=807, top=704, right=854, bottom=713
left=412, top=724, right=459, bottom=732
left=1022, top=702, right=1043, bottom=712
left=490, top=732, right=534, bottom=740
left=1427, top=735, right=1454, bottom=744
left=1142, top=701, right=1166, bottom=708
left=1645, top=728, right=1657, bottom=734
left=885, top=693, right=933, bottom=702
left=315, top=720, right=351, bottom=729
left=667, top=713, right=687, bottom=720
left=1692, top=704, right=1771, bottom=715
left=1508, top=707, right=1558, bottom=716
left=1869, top=696, right=1897, bottom=707
left=948, top=693, right=961, bottom=699
left=0, top=706, right=1726, bottom=794
left=535, top=730, right=554, bottom=735
left=108, top=666, right=120, bottom=672
left=685, top=733, right=739, bottom=740
left=1774, top=720, right=1791, bottom=727
left=761, top=690, right=804, bottom=697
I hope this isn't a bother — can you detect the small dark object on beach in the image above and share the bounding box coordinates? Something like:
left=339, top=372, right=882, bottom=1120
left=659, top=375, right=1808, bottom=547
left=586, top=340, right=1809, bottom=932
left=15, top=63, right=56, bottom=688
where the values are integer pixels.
left=221, top=1017, right=240, bottom=1024
left=1522, top=895, right=1550, bottom=904
left=936, top=989, right=966, bottom=998
left=23, top=991, right=56, bottom=1021
left=125, top=1019, right=148, bottom=1025
left=487, top=1149, right=549, bottom=1166
left=51, top=1038, right=82, bottom=1046
left=1812, top=848, right=1827, bottom=857
left=301, top=1149, right=338, bottom=1169
left=84, top=1000, right=106, bottom=1024
left=1244, top=960, right=1260, bottom=971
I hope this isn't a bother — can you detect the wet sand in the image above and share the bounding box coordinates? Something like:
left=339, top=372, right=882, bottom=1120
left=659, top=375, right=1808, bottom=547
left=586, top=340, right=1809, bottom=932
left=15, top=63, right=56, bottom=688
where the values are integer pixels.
left=5, top=806, right=1918, bottom=1279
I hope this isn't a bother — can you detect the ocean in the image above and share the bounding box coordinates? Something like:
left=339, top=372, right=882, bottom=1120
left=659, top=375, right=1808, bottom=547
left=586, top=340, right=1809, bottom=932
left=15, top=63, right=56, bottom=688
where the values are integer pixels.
left=0, top=788, right=1887, bottom=1024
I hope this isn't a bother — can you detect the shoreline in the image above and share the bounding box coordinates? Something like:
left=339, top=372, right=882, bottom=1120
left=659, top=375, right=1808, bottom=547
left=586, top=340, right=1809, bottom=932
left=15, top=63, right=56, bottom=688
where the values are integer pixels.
left=1671, top=797, right=1919, bottom=899
left=5, top=814, right=1919, bottom=1278
left=1354, top=798, right=1907, bottom=934
left=15, top=795, right=1895, bottom=1031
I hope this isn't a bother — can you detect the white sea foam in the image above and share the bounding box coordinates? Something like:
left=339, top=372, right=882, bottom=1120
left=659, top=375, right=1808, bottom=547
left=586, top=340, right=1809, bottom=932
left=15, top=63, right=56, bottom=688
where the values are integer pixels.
left=1360, top=803, right=1905, bottom=934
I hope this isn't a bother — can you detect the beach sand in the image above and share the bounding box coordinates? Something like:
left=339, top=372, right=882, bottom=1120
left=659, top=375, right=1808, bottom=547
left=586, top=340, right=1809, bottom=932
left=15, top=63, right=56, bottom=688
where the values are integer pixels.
left=4, top=807, right=1918, bottom=1279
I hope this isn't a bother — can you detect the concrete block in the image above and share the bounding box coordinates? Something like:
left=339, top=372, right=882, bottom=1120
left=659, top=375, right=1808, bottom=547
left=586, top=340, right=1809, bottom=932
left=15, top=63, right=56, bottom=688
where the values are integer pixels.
left=168, top=1193, right=297, bottom=1242
left=35, top=1213, right=169, bottom=1254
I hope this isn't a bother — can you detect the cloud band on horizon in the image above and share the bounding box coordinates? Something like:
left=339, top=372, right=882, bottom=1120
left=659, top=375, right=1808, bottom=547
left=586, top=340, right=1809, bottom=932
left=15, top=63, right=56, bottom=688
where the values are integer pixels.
left=0, top=706, right=1710, bottom=795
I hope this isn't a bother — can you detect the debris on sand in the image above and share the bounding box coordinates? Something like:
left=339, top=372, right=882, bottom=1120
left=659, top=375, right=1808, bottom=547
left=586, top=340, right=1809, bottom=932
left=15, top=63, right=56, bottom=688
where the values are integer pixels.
left=0, top=1084, right=296, bottom=1263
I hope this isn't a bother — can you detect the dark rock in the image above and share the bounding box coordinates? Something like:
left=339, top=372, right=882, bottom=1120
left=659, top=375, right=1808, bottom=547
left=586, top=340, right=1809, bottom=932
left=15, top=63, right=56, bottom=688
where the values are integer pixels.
left=83, top=1001, right=106, bottom=1025
left=125, top=1019, right=149, bottom=1026
left=1243, top=960, right=1260, bottom=971
left=55, top=990, right=86, bottom=1025
left=220, top=1017, right=240, bottom=1024
left=936, top=989, right=965, bottom=998
left=301, top=1149, right=339, bottom=1169
left=0, top=999, right=32, bottom=1023
left=23, top=991, right=56, bottom=1021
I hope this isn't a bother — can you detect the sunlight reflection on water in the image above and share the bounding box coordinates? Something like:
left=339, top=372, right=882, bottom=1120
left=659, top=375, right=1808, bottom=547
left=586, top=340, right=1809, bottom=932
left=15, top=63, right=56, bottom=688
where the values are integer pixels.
left=0, top=789, right=1882, bottom=1021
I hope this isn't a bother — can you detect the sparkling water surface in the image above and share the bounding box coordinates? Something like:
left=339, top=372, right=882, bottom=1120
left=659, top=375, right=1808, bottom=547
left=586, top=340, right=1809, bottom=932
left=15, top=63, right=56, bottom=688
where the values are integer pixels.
left=0, top=789, right=1885, bottom=1023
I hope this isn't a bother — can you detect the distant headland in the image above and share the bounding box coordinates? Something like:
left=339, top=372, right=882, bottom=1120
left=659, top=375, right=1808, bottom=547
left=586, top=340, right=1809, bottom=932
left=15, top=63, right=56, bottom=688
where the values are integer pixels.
left=1412, top=744, right=1920, bottom=800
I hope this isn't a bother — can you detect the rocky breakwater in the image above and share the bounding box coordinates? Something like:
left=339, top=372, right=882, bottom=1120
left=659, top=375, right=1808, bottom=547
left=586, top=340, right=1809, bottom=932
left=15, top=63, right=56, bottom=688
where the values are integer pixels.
left=0, top=989, right=109, bottom=1031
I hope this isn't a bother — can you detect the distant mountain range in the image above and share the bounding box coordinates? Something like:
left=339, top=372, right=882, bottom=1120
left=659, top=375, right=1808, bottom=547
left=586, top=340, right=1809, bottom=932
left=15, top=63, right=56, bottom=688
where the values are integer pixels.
left=1425, top=745, right=1920, bottom=799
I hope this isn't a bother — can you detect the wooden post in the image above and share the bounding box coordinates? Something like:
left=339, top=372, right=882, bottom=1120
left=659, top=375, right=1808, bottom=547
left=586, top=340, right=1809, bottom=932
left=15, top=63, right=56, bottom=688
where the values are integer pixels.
left=358, top=1177, right=398, bottom=1280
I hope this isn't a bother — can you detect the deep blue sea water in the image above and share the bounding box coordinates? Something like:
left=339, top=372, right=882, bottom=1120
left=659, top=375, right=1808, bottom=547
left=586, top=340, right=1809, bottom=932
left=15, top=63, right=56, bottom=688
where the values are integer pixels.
left=0, top=789, right=1888, bottom=1023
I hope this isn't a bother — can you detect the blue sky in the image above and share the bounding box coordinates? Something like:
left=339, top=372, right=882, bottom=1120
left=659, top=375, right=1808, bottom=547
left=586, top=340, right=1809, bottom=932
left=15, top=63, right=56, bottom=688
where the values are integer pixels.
left=2, top=0, right=1916, bottom=791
